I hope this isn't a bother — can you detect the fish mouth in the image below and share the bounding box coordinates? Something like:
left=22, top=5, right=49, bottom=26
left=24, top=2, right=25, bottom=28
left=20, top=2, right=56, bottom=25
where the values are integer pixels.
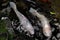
left=43, top=26, right=52, bottom=37
left=30, top=31, right=34, bottom=35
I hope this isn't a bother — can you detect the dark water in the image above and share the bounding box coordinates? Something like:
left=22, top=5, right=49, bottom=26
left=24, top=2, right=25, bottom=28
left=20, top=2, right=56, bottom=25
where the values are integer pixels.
left=0, top=0, right=60, bottom=40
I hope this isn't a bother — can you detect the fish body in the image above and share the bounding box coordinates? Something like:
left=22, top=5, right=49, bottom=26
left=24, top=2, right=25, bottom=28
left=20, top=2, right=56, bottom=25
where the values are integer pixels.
left=9, top=2, right=34, bottom=35
left=29, top=8, right=52, bottom=37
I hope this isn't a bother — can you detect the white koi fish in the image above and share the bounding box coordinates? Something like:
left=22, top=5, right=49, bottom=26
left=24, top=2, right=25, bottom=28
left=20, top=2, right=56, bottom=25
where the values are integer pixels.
left=9, top=2, right=34, bottom=35
left=29, top=8, right=52, bottom=37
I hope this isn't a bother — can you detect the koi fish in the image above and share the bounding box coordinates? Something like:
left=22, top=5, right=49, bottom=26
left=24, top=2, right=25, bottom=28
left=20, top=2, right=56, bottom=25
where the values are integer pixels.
left=29, top=8, right=52, bottom=37
left=9, top=2, right=34, bottom=35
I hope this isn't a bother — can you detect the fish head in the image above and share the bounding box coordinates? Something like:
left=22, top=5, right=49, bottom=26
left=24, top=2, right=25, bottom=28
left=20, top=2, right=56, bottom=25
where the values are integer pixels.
left=30, top=30, right=34, bottom=35
left=43, top=25, right=52, bottom=37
